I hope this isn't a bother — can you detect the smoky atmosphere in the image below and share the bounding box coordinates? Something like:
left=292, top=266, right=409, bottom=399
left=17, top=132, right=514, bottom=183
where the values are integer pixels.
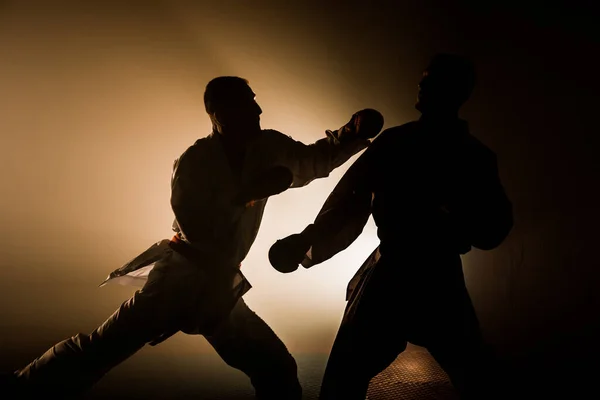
left=0, top=1, right=598, bottom=399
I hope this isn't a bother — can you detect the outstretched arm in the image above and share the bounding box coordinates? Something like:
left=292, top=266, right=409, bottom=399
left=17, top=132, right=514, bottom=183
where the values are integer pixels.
left=269, top=147, right=375, bottom=273
left=267, top=109, right=383, bottom=187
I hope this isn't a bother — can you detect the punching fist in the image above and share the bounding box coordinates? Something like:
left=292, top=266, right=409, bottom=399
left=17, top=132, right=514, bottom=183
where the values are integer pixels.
left=335, top=108, right=384, bottom=141
left=269, top=230, right=313, bottom=273
left=233, top=166, right=294, bottom=207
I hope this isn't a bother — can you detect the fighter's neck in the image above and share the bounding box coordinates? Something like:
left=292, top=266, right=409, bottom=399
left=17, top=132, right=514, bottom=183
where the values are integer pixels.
left=215, top=130, right=255, bottom=176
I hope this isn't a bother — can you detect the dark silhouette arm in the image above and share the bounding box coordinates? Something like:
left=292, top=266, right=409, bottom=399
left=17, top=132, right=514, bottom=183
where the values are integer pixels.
left=301, top=149, right=375, bottom=267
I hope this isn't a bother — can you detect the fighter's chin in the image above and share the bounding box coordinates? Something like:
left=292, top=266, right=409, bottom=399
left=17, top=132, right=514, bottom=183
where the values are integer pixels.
left=415, top=100, right=423, bottom=113
left=239, top=120, right=261, bottom=133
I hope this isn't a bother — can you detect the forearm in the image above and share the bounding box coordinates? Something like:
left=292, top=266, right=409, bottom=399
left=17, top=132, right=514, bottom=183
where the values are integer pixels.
left=268, top=195, right=372, bottom=273
left=292, top=146, right=373, bottom=266
left=288, top=132, right=370, bottom=187
left=302, top=194, right=372, bottom=267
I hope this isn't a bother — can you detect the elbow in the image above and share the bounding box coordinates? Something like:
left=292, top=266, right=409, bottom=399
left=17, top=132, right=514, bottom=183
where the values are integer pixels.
left=290, top=176, right=314, bottom=188
left=290, top=172, right=327, bottom=188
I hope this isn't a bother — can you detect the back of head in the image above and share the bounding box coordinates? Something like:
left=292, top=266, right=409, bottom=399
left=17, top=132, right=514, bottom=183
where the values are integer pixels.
left=204, top=76, right=250, bottom=115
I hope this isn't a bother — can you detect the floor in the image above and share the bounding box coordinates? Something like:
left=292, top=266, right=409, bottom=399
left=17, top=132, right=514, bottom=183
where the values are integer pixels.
left=83, top=344, right=460, bottom=400
left=2, top=341, right=591, bottom=399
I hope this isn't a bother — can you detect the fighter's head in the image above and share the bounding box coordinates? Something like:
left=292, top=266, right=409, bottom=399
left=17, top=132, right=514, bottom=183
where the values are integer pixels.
left=204, top=76, right=263, bottom=138
left=415, top=54, right=476, bottom=116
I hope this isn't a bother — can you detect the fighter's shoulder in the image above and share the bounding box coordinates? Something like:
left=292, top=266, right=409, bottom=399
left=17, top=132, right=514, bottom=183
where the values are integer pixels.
left=174, top=134, right=214, bottom=168
left=377, top=122, right=418, bottom=139
left=257, top=129, right=310, bottom=151
left=260, top=129, right=296, bottom=142
left=368, top=122, right=418, bottom=150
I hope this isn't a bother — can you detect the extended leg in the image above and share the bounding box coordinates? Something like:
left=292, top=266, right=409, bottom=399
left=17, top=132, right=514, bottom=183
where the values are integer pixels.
left=14, top=291, right=156, bottom=397
left=12, top=253, right=196, bottom=398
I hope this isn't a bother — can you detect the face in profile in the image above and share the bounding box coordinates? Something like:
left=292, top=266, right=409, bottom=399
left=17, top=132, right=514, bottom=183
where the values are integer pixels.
left=415, top=68, right=455, bottom=113
left=217, top=84, right=263, bottom=137
left=415, top=55, right=475, bottom=114
left=415, top=69, right=433, bottom=112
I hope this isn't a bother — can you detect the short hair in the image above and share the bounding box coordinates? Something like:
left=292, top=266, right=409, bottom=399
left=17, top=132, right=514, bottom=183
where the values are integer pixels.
left=203, top=76, right=250, bottom=114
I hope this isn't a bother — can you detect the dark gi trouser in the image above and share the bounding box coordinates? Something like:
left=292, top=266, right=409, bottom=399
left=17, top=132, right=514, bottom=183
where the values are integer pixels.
left=13, top=249, right=301, bottom=399
left=319, top=250, right=500, bottom=400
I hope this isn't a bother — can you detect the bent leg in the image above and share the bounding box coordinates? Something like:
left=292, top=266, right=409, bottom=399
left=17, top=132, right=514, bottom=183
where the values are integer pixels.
left=15, top=292, right=153, bottom=397
left=205, top=298, right=302, bottom=400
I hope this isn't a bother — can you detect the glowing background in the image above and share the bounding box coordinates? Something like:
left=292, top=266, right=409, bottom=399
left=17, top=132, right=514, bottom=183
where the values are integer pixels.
left=0, top=0, right=598, bottom=395
left=0, top=1, right=408, bottom=357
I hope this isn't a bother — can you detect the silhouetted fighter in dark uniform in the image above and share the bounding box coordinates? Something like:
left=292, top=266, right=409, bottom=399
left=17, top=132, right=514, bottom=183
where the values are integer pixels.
left=269, top=54, right=514, bottom=400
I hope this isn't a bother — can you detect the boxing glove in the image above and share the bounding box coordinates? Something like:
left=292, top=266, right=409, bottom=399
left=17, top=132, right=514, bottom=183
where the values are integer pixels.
left=269, top=227, right=314, bottom=273
left=329, top=108, right=384, bottom=141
